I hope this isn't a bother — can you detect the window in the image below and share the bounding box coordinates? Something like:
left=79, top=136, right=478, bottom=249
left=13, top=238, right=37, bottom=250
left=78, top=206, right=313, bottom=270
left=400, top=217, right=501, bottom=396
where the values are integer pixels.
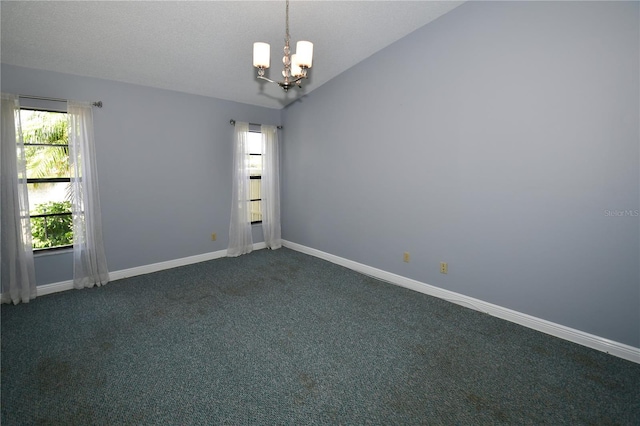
left=20, top=108, right=73, bottom=250
left=248, top=131, right=263, bottom=223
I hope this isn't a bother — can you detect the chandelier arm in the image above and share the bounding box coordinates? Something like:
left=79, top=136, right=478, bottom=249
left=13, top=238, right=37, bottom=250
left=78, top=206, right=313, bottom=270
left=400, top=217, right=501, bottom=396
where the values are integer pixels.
left=257, top=74, right=306, bottom=88
left=257, top=75, right=278, bottom=84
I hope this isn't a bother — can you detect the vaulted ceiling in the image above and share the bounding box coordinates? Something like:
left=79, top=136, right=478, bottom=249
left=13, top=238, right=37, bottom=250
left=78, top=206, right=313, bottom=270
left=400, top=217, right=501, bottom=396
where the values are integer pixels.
left=1, top=1, right=463, bottom=109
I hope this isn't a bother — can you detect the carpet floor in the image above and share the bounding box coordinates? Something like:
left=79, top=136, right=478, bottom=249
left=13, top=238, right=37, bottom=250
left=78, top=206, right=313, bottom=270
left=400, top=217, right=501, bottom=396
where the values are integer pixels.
left=2, top=247, right=639, bottom=424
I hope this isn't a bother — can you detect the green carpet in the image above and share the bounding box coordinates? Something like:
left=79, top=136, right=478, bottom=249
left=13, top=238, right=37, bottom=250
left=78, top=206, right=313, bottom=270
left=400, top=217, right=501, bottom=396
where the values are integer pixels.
left=2, top=248, right=639, bottom=424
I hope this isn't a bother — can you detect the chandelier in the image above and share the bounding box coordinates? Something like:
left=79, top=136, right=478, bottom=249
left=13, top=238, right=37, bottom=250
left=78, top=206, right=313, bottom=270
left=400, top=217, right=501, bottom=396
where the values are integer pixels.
left=252, top=0, right=313, bottom=92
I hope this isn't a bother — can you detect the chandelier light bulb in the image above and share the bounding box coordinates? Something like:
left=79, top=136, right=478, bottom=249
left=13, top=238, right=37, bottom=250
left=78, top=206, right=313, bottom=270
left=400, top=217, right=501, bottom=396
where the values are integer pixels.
left=291, top=54, right=303, bottom=77
left=253, top=42, right=270, bottom=68
left=296, top=41, right=313, bottom=68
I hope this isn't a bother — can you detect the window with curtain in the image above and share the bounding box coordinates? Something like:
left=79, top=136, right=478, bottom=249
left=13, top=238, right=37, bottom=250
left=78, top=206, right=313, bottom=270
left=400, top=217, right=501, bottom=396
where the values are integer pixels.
left=1, top=94, right=109, bottom=304
left=228, top=122, right=281, bottom=257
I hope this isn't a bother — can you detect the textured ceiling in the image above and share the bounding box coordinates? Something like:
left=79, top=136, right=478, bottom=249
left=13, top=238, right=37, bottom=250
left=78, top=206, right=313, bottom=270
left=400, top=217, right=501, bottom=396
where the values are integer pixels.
left=1, top=1, right=463, bottom=109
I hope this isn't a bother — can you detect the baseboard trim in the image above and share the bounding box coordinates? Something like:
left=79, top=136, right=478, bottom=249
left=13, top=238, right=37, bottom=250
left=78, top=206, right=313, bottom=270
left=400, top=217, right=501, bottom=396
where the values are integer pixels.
left=282, top=240, right=640, bottom=364
left=30, top=243, right=268, bottom=299
left=108, top=248, right=229, bottom=281
left=37, top=280, right=75, bottom=297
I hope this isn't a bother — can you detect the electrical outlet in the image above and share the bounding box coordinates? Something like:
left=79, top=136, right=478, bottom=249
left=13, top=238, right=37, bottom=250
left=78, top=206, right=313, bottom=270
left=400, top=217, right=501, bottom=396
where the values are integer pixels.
left=403, top=252, right=410, bottom=263
left=440, top=262, right=448, bottom=274
left=211, top=233, right=217, bottom=241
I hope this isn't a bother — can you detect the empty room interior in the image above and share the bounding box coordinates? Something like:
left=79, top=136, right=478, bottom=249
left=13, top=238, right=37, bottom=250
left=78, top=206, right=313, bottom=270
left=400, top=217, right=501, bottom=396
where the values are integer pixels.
left=1, top=1, right=639, bottom=424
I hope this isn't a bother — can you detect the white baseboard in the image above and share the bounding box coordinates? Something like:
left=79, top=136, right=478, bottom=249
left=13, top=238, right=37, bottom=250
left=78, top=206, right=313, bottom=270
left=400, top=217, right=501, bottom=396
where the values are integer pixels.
left=282, top=240, right=640, bottom=364
left=108, top=248, right=229, bottom=281
left=37, top=280, right=75, bottom=297
left=32, top=242, right=268, bottom=298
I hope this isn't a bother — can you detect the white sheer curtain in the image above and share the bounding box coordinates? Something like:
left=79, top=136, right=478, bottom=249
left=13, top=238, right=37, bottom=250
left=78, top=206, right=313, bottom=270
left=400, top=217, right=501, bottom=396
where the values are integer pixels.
left=261, top=125, right=281, bottom=250
left=228, top=121, right=254, bottom=257
left=68, top=101, right=109, bottom=289
left=1, top=93, right=37, bottom=304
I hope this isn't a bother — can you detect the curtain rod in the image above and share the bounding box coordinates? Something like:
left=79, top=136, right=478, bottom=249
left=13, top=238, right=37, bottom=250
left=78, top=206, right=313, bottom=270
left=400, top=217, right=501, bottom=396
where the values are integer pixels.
left=229, top=119, right=282, bottom=130
left=19, top=94, right=103, bottom=108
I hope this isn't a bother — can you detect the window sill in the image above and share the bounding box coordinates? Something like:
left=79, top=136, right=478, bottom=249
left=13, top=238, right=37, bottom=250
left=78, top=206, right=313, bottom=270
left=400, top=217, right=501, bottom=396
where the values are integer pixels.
left=33, top=247, right=73, bottom=257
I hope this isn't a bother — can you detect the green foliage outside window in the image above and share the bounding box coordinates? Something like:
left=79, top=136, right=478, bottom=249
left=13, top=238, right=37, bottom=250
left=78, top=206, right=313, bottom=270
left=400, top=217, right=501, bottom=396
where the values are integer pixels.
left=23, top=111, right=70, bottom=183
left=30, top=201, right=73, bottom=249
left=21, top=109, right=73, bottom=249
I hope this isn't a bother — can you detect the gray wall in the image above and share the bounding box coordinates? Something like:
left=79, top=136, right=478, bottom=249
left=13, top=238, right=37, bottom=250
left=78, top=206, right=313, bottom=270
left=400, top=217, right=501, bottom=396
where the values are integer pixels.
left=281, top=1, right=639, bottom=347
left=1, top=64, right=281, bottom=284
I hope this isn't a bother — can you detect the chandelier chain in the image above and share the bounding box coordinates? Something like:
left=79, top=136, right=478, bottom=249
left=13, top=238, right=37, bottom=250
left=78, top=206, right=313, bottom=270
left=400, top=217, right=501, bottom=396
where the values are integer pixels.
left=285, top=0, right=290, bottom=43
left=283, top=0, right=291, bottom=83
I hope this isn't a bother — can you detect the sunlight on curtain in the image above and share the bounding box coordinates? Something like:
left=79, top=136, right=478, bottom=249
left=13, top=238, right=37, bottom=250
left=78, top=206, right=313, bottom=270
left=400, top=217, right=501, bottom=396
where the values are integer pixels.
left=1, top=93, right=37, bottom=304
left=68, top=101, right=109, bottom=289
left=261, top=125, right=281, bottom=250
left=228, top=121, right=254, bottom=257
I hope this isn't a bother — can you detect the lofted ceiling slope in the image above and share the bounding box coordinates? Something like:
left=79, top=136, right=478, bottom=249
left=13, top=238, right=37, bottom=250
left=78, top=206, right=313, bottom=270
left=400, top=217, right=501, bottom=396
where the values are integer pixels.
left=1, top=1, right=463, bottom=109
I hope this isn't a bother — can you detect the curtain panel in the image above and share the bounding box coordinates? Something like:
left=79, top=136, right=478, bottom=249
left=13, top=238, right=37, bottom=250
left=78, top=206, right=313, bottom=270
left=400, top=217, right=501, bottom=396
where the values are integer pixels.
left=228, top=121, right=254, bottom=257
left=261, top=125, right=282, bottom=250
left=68, top=101, right=109, bottom=289
left=0, top=93, right=37, bottom=304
